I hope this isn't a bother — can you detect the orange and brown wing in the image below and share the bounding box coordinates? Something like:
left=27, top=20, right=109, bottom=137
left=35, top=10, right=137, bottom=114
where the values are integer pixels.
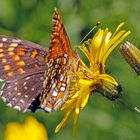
left=0, top=36, right=48, bottom=82
left=40, top=9, right=76, bottom=112
left=46, top=8, right=74, bottom=60
left=0, top=35, right=49, bottom=112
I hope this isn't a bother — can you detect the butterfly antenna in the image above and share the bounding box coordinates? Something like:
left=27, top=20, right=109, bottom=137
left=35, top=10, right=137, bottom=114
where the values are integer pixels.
left=80, top=21, right=100, bottom=44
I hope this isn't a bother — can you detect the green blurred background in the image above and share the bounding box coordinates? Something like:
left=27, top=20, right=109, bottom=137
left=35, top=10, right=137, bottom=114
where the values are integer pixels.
left=0, top=0, right=140, bottom=140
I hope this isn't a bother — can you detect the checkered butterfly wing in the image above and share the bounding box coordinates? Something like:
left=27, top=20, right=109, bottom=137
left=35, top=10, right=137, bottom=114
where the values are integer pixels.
left=40, top=9, right=76, bottom=112
left=0, top=36, right=48, bottom=111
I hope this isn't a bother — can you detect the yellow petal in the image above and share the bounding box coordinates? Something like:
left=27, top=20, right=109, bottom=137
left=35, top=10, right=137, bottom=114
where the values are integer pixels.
left=103, top=30, right=131, bottom=64
left=81, top=93, right=90, bottom=108
left=98, top=74, right=119, bottom=86
left=90, top=29, right=104, bottom=55
left=112, top=22, right=125, bottom=37
left=55, top=110, right=73, bottom=133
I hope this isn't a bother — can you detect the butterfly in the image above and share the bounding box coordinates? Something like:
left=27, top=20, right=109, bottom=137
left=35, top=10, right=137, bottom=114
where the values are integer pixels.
left=0, top=8, right=77, bottom=112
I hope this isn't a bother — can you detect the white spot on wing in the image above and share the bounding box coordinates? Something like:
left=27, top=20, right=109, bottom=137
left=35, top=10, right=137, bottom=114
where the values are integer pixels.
left=60, top=75, right=64, bottom=81
left=1, top=96, right=6, bottom=102
left=14, top=86, right=17, bottom=91
left=31, top=88, right=35, bottom=91
left=52, top=90, right=58, bottom=97
left=2, top=38, right=7, bottom=42
left=60, top=86, right=65, bottom=92
left=62, top=83, right=66, bottom=87
left=64, top=54, right=68, bottom=58
left=14, top=106, right=21, bottom=111
left=0, top=90, right=3, bottom=95
left=40, top=77, right=44, bottom=81
left=24, top=86, right=28, bottom=90
left=23, top=82, right=27, bottom=86
left=17, top=92, right=21, bottom=96
left=24, top=95, right=28, bottom=98
left=7, top=103, right=12, bottom=107
left=45, top=106, right=52, bottom=112
left=12, top=98, right=16, bottom=101
left=25, top=76, right=31, bottom=80
left=12, top=39, right=21, bottom=43
left=19, top=99, right=24, bottom=103
left=10, top=43, right=18, bottom=47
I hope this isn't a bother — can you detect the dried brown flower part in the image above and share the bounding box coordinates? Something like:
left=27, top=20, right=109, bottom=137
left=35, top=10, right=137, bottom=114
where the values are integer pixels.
left=120, top=41, right=140, bottom=75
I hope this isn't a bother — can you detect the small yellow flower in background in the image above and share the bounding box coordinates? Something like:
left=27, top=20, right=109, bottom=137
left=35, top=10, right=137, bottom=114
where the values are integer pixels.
left=4, top=116, right=48, bottom=140
left=55, top=23, right=131, bottom=134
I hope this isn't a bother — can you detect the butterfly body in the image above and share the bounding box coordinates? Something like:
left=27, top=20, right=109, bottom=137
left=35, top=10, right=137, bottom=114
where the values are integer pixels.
left=0, top=9, right=77, bottom=112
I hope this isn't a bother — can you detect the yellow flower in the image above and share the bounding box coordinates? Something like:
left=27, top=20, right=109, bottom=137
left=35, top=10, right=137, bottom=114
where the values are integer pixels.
left=4, top=116, right=48, bottom=140
left=55, top=23, right=131, bottom=134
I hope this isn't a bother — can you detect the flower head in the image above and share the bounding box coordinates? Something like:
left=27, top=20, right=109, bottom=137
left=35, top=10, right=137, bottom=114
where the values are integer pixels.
left=55, top=23, right=131, bottom=134
left=4, top=116, right=48, bottom=140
